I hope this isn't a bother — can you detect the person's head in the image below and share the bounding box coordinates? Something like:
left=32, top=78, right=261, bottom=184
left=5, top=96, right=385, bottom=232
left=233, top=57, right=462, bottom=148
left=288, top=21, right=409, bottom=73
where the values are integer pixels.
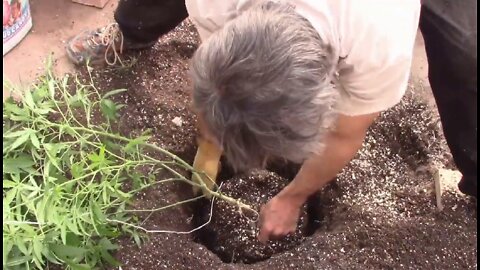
left=190, top=1, right=338, bottom=172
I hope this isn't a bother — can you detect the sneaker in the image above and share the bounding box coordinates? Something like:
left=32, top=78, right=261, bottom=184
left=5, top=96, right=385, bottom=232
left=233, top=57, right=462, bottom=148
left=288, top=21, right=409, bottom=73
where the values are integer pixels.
left=66, top=23, right=156, bottom=66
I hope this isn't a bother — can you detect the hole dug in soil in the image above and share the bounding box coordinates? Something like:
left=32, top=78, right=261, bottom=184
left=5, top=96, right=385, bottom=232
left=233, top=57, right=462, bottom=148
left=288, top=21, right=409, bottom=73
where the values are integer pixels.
left=184, top=91, right=456, bottom=266
left=191, top=165, right=326, bottom=264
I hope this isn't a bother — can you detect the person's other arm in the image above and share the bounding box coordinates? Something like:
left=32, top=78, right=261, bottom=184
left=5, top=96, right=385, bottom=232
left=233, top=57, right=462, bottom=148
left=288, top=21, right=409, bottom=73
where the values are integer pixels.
left=258, top=112, right=378, bottom=243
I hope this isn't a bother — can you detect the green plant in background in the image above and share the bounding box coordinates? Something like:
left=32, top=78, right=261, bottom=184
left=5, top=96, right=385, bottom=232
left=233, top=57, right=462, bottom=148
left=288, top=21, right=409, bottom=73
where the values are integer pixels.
left=3, top=66, right=254, bottom=270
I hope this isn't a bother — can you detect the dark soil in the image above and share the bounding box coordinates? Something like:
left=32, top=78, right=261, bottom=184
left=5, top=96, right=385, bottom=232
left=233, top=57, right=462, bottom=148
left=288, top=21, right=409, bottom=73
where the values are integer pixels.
left=201, top=170, right=309, bottom=264
left=75, top=20, right=477, bottom=270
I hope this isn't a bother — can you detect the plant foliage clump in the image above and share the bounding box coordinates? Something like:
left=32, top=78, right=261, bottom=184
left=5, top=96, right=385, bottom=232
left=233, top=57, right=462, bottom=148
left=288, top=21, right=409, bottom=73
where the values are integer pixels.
left=3, top=70, right=182, bottom=269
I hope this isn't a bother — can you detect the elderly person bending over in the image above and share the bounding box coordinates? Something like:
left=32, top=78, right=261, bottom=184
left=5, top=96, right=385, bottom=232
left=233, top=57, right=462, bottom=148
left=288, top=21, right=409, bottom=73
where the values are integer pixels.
left=66, top=0, right=477, bottom=243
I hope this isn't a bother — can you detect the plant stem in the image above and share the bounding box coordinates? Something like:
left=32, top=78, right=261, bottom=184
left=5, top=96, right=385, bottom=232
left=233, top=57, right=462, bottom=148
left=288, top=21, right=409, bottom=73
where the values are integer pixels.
left=33, top=119, right=256, bottom=212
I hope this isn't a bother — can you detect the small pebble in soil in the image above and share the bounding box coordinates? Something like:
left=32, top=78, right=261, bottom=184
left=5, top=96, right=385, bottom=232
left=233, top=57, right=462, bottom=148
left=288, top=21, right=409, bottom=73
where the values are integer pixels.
left=172, top=116, right=183, bottom=127
left=204, top=170, right=308, bottom=264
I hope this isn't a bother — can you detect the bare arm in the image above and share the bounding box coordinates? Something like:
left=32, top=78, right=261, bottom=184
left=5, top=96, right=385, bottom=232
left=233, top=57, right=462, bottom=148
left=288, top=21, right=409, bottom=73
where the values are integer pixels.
left=279, top=112, right=379, bottom=205
left=258, top=112, right=378, bottom=243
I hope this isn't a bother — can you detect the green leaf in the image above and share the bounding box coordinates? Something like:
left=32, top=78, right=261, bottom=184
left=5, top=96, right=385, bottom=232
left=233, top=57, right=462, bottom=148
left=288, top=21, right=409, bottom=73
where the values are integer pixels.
left=3, top=180, right=18, bottom=188
left=30, top=133, right=40, bottom=149
left=102, top=185, right=109, bottom=205
left=115, top=189, right=132, bottom=199
left=91, top=199, right=106, bottom=223
left=5, top=154, right=35, bottom=166
left=130, top=171, right=144, bottom=189
left=61, top=221, right=67, bottom=245
left=102, top=88, right=127, bottom=99
left=3, top=238, right=13, bottom=266
left=22, top=164, right=41, bottom=176
left=68, top=94, right=83, bottom=108
left=124, top=135, right=149, bottom=153
left=63, top=126, right=77, bottom=137
left=50, top=170, right=69, bottom=185
left=133, top=232, right=142, bottom=247
left=32, top=239, right=44, bottom=264
left=66, top=232, right=82, bottom=248
left=87, top=146, right=113, bottom=169
left=18, top=223, right=35, bottom=236
left=23, top=89, right=36, bottom=108
left=44, top=143, right=64, bottom=171
left=35, top=199, right=46, bottom=224
left=39, top=100, right=55, bottom=111
left=5, top=255, right=32, bottom=267
left=26, top=189, right=40, bottom=201
left=16, top=237, right=30, bottom=257
left=9, top=133, right=31, bottom=151
left=42, top=161, right=51, bottom=183
left=3, top=155, right=35, bottom=174
left=99, top=146, right=106, bottom=159
left=62, top=75, right=69, bottom=88
left=99, top=238, right=119, bottom=251
left=87, top=153, right=101, bottom=164
left=97, top=226, right=121, bottom=238
left=34, top=107, right=53, bottom=115
left=21, top=193, right=37, bottom=212
left=32, top=257, right=44, bottom=270
left=48, top=79, right=56, bottom=98
left=33, top=83, right=48, bottom=101
left=100, top=99, right=118, bottom=121
left=50, top=244, right=87, bottom=262
left=99, top=249, right=120, bottom=267
left=9, top=114, right=30, bottom=121
left=4, top=189, right=17, bottom=205
left=75, top=216, right=90, bottom=236
left=104, top=139, right=122, bottom=153
left=60, top=219, right=68, bottom=245
left=70, top=263, right=92, bottom=270
left=15, top=190, right=22, bottom=220
left=3, top=101, right=25, bottom=116
left=3, top=128, right=30, bottom=138
left=27, top=175, right=39, bottom=189
left=47, top=206, right=60, bottom=227
left=41, top=244, right=61, bottom=265
left=70, top=162, right=84, bottom=179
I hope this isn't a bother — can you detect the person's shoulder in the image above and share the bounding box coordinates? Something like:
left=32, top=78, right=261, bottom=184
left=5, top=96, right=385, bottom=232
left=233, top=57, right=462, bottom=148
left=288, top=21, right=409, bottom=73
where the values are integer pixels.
left=337, top=0, right=421, bottom=62
left=341, top=0, right=420, bottom=17
left=342, top=0, right=421, bottom=37
left=331, top=0, right=421, bottom=116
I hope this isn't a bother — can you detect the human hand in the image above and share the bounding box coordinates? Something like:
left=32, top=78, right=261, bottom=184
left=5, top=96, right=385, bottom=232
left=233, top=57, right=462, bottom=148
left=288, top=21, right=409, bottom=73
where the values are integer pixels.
left=257, top=193, right=304, bottom=244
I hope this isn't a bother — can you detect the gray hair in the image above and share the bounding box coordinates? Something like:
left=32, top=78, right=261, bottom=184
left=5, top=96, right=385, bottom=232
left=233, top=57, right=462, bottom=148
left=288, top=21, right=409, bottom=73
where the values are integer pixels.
left=190, top=0, right=338, bottom=172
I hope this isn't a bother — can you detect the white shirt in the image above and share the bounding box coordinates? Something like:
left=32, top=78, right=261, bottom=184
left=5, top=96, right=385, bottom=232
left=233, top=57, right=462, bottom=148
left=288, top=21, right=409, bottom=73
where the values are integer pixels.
left=185, top=0, right=421, bottom=116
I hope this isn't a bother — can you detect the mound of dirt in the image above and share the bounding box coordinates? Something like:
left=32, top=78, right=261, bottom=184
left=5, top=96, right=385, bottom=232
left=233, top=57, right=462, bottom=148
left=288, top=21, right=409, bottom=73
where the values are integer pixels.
left=205, top=170, right=308, bottom=263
